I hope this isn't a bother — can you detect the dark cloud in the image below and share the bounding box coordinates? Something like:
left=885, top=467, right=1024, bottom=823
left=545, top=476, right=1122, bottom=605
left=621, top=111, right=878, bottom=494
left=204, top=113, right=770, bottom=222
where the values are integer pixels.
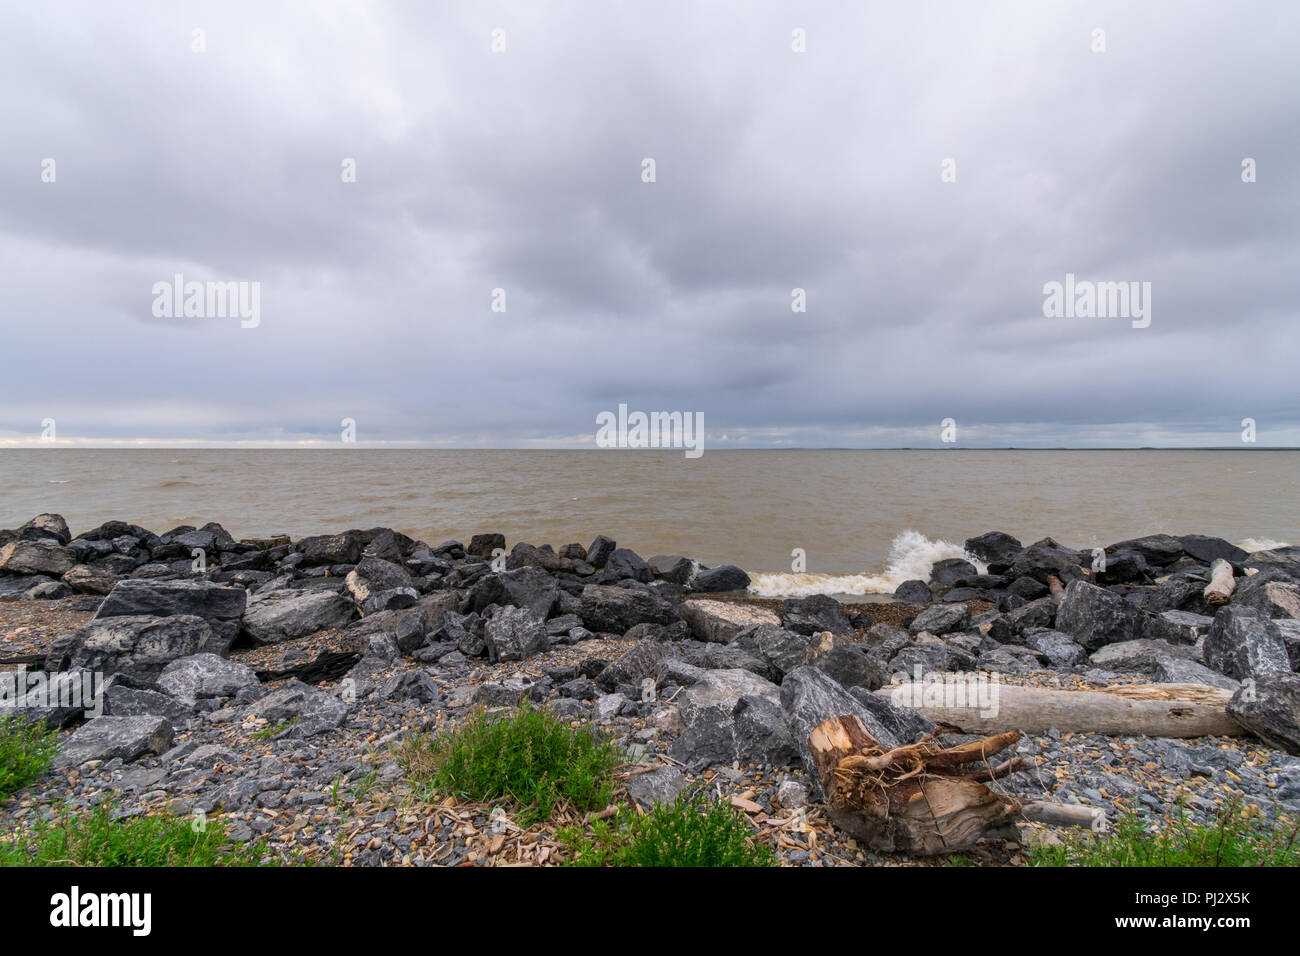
left=1, top=0, right=1297, bottom=448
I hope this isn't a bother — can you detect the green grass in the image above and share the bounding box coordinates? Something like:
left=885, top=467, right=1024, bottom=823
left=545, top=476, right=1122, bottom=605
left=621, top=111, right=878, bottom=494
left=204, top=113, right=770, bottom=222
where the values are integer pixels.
left=559, top=792, right=778, bottom=867
left=0, top=803, right=288, bottom=867
left=398, top=703, right=621, bottom=824
left=0, top=714, right=59, bottom=798
left=252, top=718, right=297, bottom=741
left=1028, top=797, right=1300, bottom=867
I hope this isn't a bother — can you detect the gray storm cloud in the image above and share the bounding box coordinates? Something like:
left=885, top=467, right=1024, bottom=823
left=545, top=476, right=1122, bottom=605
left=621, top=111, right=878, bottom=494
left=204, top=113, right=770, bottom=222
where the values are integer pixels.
left=1, top=0, right=1297, bottom=447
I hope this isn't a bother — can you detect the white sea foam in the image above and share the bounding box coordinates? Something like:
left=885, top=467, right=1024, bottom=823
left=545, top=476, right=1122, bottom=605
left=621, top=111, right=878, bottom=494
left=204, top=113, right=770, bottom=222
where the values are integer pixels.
left=747, top=530, right=986, bottom=598
left=1238, top=537, right=1292, bottom=552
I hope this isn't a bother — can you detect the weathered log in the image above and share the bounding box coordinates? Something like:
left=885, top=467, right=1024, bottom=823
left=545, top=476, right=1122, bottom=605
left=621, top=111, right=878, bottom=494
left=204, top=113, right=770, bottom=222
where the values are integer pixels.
left=1203, top=558, right=1237, bottom=606
left=806, top=715, right=1101, bottom=854
left=880, top=682, right=1241, bottom=737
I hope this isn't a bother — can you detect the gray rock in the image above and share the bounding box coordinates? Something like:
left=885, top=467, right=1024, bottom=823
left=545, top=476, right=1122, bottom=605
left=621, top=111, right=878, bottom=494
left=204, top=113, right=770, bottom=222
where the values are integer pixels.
left=94, top=579, right=247, bottom=654
left=1023, top=629, right=1087, bottom=667
left=345, top=557, right=415, bottom=606
left=648, top=555, right=695, bottom=585
left=964, top=531, right=1023, bottom=566
left=668, top=669, right=782, bottom=769
left=908, top=603, right=971, bottom=636
left=776, top=779, right=809, bottom=809
left=1228, top=674, right=1300, bottom=755
left=61, top=565, right=120, bottom=596
left=476, top=677, right=546, bottom=706
left=483, top=606, right=549, bottom=663
left=104, top=682, right=193, bottom=725
left=1157, top=609, right=1216, bottom=643
left=627, top=766, right=688, bottom=808
left=586, top=536, right=617, bottom=568
left=64, top=614, right=214, bottom=683
left=732, top=694, right=797, bottom=766
left=780, top=595, right=852, bottom=636
left=691, top=565, right=751, bottom=593
left=733, top=624, right=814, bottom=676
left=1153, top=657, right=1241, bottom=691
left=156, top=653, right=259, bottom=707
left=893, top=580, right=933, bottom=603
left=579, top=584, right=680, bottom=633
left=1233, top=576, right=1300, bottom=620
left=377, top=670, right=439, bottom=704
left=803, top=632, right=888, bottom=690
left=241, top=589, right=354, bottom=645
left=54, top=716, right=173, bottom=768
left=18, top=514, right=72, bottom=546
left=1055, top=579, right=1149, bottom=651
left=1203, top=606, right=1290, bottom=681
left=595, top=642, right=671, bottom=692
left=0, top=540, right=75, bottom=577
left=682, top=599, right=780, bottom=644
left=184, top=744, right=241, bottom=769
left=1089, top=639, right=1196, bottom=675
left=245, top=680, right=348, bottom=737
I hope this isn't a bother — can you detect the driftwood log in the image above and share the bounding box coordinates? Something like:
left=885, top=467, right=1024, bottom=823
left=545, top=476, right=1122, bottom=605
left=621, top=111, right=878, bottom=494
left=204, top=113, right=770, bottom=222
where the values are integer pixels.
left=807, top=715, right=1103, bottom=855
left=880, top=682, right=1241, bottom=737
left=1204, top=558, right=1237, bottom=606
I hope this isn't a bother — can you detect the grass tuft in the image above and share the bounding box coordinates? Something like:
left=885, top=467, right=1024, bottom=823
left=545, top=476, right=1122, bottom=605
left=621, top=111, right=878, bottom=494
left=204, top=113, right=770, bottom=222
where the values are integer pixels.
left=0, top=714, right=59, bottom=798
left=559, top=791, right=778, bottom=867
left=398, top=703, right=621, bottom=824
left=1028, top=797, right=1300, bottom=867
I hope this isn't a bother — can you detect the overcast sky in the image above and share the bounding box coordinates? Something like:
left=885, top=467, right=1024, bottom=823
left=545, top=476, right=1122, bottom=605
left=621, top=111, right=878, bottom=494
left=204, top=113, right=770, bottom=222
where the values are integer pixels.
left=1, top=1, right=1297, bottom=448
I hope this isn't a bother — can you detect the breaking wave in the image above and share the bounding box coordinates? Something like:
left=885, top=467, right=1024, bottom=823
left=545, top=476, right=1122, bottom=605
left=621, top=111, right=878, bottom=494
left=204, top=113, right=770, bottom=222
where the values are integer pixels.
left=1238, top=537, right=1292, bottom=552
left=747, top=530, right=986, bottom=598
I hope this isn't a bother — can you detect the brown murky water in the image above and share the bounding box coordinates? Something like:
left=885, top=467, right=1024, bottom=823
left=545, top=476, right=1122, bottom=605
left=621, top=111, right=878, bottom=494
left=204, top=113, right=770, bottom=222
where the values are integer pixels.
left=2, top=449, right=1294, bottom=595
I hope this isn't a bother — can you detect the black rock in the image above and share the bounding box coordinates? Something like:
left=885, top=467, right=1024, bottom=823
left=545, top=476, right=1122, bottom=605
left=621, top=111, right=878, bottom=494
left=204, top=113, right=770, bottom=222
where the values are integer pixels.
left=1227, top=674, right=1300, bottom=755
left=579, top=584, right=680, bottom=633
left=586, top=536, right=616, bottom=568
left=1203, top=606, right=1290, bottom=681
left=780, top=594, right=852, bottom=636
left=928, top=558, right=977, bottom=588
left=963, top=531, right=1023, bottom=566
left=893, top=580, right=932, bottom=603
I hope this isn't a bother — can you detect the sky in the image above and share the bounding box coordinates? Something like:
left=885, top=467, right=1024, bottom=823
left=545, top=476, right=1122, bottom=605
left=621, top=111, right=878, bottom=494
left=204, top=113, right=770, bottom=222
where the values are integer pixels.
left=1, top=1, right=1297, bottom=448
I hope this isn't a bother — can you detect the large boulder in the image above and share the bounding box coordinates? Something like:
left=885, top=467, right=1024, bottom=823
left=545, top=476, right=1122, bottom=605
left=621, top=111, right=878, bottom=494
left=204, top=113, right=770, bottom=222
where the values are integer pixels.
left=94, top=579, right=247, bottom=655
left=497, top=566, right=560, bottom=618
left=803, top=632, right=888, bottom=690
left=606, top=548, right=654, bottom=583
left=241, top=589, right=354, bottom=645
left=1054, top=579, right=1148, bottom=651
left=595, top=642, right=672, bottom=692
left=1227, top=674, right=1300, bottom=755
left=682, top=599, right=779, bottom=644
left=1010, top=538, right=1083, bottom=584
left=1088, top=639, right=1196, bottom=675
left=780, top=595, right=852, bottom=636
left=732, top=624, right=814, bottom=676
left=483, top=606, right=549, bottom=663
left=690, top=565, right=751, bottom=593
left=64, top=615, right=214, bottom=682
left=908, top=603, right=970, bottom=636
left=586, top=536, right=617, bottom=568
left=54, top=716, right=173, bottom=768
left=156, top=653, right=259, bottom=707
left=0, top=540, right=75, bottom=577
left=296, top=532, right=364, bottom=567
left=17, top=514, right=73, bottom=545
left=780, top=665, right=903, bottom=799
left=579, top=584, right=680, bottom=633
left=963, top=531, right=1022, bottom=567
left=648, top=555, right=695, bottom=585
left=61, top=565, right=119, bottom=596
left=344, top=558, right=414, bottom=606
left=1154, top=657, right=1241, bottom=691
left=1103, top=534, right=1185, bottom=567
left=1177, top=535, right=1247, bottom=565
left=1023, top=629, right=1087, bottom=667
left=1233, top=575, right=1300, bottom=620
left=1203, top=606, right=1291, bottom=682
left=668, top=669, right=784, bottom=769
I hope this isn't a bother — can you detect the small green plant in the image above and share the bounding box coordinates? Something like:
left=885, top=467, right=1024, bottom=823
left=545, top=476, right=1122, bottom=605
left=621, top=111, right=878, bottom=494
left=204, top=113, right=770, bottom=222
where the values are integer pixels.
left=559, top=792, right=778, bottom=867
left=0, top=714, right=59, bottom=798
left=398, top=703, right=621, bottom=823
left=0, top=803, right=288, bottom=867
left=252, top=718, right=297, bottom=741
left=1028, top=797, right=1300, bottom=867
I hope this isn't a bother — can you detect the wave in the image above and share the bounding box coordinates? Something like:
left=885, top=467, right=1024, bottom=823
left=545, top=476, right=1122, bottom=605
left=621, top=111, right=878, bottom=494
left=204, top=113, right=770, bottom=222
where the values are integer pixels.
left=48, top=479, right=71, bottom=484
left=1238, top=537, right=1292, bottom=552
left=747, top=530, right=985, bottom=598
left=155, top=479, right=200, bottom=488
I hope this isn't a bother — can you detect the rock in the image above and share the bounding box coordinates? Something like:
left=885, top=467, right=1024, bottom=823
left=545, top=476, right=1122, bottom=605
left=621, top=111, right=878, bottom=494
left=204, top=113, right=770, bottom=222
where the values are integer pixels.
left=1228, top=674, right=1300, bottom=755
left=908, top=603, right=971, bottom=636
left=627, top=767, right=687, bottom=808
left=241, top=589, right=354, bottom=645
left=732, top=624, right=814, bottom=676
left=652, top=705, right=685, bottom=736
left=682, top=599, right=780, bottom=644
left=668, top=669, right=783, bottom=769
left=1203, top=606, right=1291, bottom=681
left=1023, top=629, right=1087, bottom=667
left=1007, top=576, right=1050, bottom=601
left=595, top=642, right=671, bottom=692
left=245, top=680, right=348, bottom=737
left=1156, top=609, right=1215, bottom=644
left=691, top=565, right=751, bottom=593
left=780, top=665, right=901, bottom=799
left=606, top=548, right=654, bottom=582
left=1104, top=534, right=1186, bottom=567
left=18, top=514, right=72, bottom=545
left=559, top=677, right=599, bottom=700
left=60, top=565, right=119, bottom=596
left=732, top=694, right=797, bottom=766
left=344, top=558, right=414, bottom=606
left=964, top=531, right=1022, bottom=566
left=776, top=779, right=809, bottom=809
left=648, top=555, right=694, bottom=585
left=929, top=558, right=978, bottom=587
left=1177, top=535, right=1247, bottom=565
left=25, top=581, right=72, bottom=600
left=847, top=685, right=937, bottom=743
left=1233, top=576, right=1300, bottom=620
left=1089, top=639, right=1196, bottom=675
left=297, top=532, right=364, bottom=566
left=466, top=533, right=505, bottom=559
left=54, top=716, right=174, bottom=768
left=672, top=640, right=775, bottom=680
left=64, top=614, right=214, bottom=682
left=988, top=597, right=1057, bottom=644
left=1154, top=657, right=1241, bottom=691
left=103, top=681, right=193, bottom=725
left=156, top=653, right=259, bottom=707
left=184, top=744, right=241, bottom=769
left=780, top=595, right=852, bottom=636
left=476, top=678, right=546, bottom=707
left=483, top=606, right=550, bottom=663
left=376, top=670, right=439, bottom=704
left=0, top=540, right=75, bottom=577
left=1277, top=619, right=1300, bottom=670
left=803, top=632, right=888, bottom=690
left=94, top=579, right=248, bottom=654
left=579, top=584, right=680, bottom=633
left=586, top=535, right=616, bottom=568
left=8, top=669, right=102, bottom=729
left=893, top=580, right=933, bottom=603
left=1010, top=538, right=1083, bottom=584
left=1055, top=579, right=1149, bottom=651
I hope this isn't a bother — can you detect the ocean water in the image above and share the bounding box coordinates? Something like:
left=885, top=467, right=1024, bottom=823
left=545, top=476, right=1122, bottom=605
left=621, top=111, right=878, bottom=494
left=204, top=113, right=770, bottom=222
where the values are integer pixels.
left=1, top=449, right=1295, bottom=596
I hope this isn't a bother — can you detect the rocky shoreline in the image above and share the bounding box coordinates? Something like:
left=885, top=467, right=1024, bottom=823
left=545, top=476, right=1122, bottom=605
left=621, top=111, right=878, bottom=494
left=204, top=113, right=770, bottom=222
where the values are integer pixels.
left=2, top=516, right=1299, bottom=866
